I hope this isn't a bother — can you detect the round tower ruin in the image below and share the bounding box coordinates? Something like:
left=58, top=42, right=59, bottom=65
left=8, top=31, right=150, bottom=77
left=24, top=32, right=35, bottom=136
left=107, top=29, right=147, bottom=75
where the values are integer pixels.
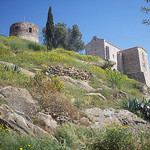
left=9, top=22, right=39, bottom=43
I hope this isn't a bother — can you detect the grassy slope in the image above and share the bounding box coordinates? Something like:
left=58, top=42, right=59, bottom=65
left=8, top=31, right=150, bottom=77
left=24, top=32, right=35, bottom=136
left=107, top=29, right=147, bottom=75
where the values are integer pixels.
left=0, top=36, right=144, bottom=109
left=0, top=36, right=149, bottom=150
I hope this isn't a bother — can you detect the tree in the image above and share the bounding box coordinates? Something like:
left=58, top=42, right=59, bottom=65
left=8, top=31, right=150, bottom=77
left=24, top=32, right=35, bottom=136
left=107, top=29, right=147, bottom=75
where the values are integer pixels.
left=46, top=6, right=54, bottom=50
left=67, top=24, right=85, bottom=52
left=141, top=0, right=150, bottom=25
left=42, top=23, right=85, bottom=52
left=53, top=23, right=68, bottom=49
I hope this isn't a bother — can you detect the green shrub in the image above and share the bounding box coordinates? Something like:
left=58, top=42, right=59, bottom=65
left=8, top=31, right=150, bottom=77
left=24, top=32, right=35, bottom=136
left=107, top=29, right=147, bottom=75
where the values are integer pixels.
left=55, top=123, right=139, bottom=150
left=105, top=67, right=125, bottom=89
left=33, top=72, right=64, bottom=93
left=0, top=124, right=68, bottom=150
left=91, top=122, right=135, bottom=150
left=28, top=42, right=47, bottom=51
left=101, top=60, right=116, bottom=70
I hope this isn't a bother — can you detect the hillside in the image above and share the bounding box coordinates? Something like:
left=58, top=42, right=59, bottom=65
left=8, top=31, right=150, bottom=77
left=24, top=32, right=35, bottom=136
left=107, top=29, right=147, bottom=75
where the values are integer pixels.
left=0, top=36, right=150, bottom=150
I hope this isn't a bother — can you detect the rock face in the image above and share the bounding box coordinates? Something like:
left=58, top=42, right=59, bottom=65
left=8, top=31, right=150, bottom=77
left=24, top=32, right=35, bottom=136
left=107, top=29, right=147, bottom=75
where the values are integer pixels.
left=35, top=112, right=57, bottom=133
left=0, top=104, right=54, bottom=138
left=0, top=86, right=40, bottom=118
left=59, top=76, right=95, bottom=91
left=85, top=107, right=150, bottom=133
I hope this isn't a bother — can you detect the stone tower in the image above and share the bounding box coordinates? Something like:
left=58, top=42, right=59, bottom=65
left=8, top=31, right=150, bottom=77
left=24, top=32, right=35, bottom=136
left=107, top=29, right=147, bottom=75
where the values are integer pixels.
left=9, top=22, right=39, bottom=43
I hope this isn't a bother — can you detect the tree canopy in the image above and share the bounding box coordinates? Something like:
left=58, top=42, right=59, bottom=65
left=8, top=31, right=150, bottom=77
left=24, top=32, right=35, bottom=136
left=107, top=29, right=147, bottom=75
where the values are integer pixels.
left=43, top=23, right=85, bottom=52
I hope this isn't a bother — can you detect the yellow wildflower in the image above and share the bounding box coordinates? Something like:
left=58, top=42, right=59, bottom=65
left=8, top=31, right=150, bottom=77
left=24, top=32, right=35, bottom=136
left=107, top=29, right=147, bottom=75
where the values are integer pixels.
left=141, top=131, right=144, bottom=134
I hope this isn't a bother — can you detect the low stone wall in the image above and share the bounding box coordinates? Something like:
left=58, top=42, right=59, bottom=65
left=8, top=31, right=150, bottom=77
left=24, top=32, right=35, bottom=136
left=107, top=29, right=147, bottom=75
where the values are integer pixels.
left=46, top=65, right=93, bottom=80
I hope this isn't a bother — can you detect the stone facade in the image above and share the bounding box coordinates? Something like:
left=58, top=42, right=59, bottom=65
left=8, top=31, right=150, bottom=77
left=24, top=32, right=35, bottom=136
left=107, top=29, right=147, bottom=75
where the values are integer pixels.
left=86, top=36, right=150, bottom=87
left=9, top=22, right=39, bottom=43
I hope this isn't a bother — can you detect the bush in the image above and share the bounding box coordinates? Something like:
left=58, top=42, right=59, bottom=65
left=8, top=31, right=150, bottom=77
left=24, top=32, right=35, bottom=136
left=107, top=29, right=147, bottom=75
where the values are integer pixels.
left=92, top=122, right=135, bottom=150
left=33, top=72, right=64, bottom=93
left=105, top=67, right=125, bottom=89
left=101, top=60, right=116, bottom=70
left=28, top=42, right=47, bottom=51
left=0, top=124, right=67, bottom=150
left=55, top=122, right=138, bottom=150
left=0, top=44, right=11, bottom=57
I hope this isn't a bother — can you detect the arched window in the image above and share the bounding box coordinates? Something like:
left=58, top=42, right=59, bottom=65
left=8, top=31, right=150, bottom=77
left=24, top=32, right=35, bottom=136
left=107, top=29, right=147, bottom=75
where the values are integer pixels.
left=29, top=27, right=32, bottom=33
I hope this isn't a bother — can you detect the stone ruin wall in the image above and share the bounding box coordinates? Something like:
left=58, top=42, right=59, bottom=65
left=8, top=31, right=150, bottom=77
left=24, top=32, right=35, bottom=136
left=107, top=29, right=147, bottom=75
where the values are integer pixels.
left=104, top=41, right=121, bottom=71
left=86, top=37, right=150, bottom=87
left=86, top=37, right=105, bottom=58
left=118, top=47, right=150, bottom=87
left=121, top=47, right=141, bottom=74
left=9, top=22, right=39, bottom=43
left=138, top=47, right=149, bottom=73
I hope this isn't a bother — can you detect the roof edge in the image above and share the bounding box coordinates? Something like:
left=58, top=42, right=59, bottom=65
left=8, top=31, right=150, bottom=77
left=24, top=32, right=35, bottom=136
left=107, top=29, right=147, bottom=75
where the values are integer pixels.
left=122, top=46, right=147, bottom=53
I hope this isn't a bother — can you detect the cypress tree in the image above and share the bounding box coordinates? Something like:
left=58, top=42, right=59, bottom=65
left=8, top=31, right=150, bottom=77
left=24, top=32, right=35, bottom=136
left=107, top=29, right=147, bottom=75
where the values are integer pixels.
left=46, top=6, right=54, bottom=50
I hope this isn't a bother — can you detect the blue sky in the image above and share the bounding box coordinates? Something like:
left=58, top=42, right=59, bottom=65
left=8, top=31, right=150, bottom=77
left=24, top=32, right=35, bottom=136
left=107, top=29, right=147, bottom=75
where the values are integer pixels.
left=0, top=0, right=150, bottom=65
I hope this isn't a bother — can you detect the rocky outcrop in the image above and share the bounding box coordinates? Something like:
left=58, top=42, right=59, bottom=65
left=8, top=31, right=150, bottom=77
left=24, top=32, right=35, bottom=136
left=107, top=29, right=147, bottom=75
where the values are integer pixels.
left=0, top=86, right=40, bottom=118
left=138, top=84, right=149, bottom=95
left=35, top=112, right=57, bottom=133
left=59, top=76, right=95, bottom=91
left=0, top=104, right=55, bottom=139
left=85, top=107, right=150, bottom=133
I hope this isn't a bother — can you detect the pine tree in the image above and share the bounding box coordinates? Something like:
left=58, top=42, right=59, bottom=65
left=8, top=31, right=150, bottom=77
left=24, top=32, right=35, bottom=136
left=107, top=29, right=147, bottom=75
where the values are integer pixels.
left=46, top=6, right=54, bottom=50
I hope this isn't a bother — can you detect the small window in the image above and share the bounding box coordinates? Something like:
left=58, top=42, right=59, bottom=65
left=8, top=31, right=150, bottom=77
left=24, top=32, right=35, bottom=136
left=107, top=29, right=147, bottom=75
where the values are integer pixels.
left=113, top=54, right=114, bottom=58
left=95, top=49, right=96, bottom=51
left=29, top=27, right=32, bottom=33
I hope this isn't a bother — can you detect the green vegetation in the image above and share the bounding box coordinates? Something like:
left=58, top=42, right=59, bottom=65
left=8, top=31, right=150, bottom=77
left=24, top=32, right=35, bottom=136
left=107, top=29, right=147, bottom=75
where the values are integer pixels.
left=0, top=124, right=66, bottom=150
left=43, top=6, right=85, bottom=51
left=1, top=123, right=149, bottom=150
left=0, top=36, right=149, bottom=149
left=0, top=35, right=144, bottom=110
left=43, top=23, right=85, bottom=52
left=105, top=67, right=125, bottom=89
left=124, top=98, right=150, bottom=121
left=46, top=6, right=55, bottom=50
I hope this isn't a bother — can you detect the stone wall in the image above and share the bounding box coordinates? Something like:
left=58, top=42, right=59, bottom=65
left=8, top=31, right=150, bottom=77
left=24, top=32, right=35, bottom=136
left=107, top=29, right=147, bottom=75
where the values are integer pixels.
left=121, top=47, right=141, bottom=74
left=104, top=41, right=122, bottom=70
left=85, top=36, right=122, bottom=70
left=138, top=47, right=149, bottom=73
left=86, top=36, right=105, bottom=58
left=86, top=36, right=150, bottom=87
left=9, top=22, right=39, bottom=43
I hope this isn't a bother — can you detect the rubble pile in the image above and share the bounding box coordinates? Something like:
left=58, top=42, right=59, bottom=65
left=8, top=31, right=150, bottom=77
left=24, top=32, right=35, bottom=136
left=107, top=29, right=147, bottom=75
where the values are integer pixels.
left=46, top=65, right=93, bottom=80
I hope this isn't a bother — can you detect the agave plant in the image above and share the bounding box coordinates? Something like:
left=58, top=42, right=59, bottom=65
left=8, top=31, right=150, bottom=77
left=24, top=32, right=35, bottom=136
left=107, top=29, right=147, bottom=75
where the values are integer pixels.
left=4, top=65, right=20, bottom=74
left=124, top=98, right=150, bottom=121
